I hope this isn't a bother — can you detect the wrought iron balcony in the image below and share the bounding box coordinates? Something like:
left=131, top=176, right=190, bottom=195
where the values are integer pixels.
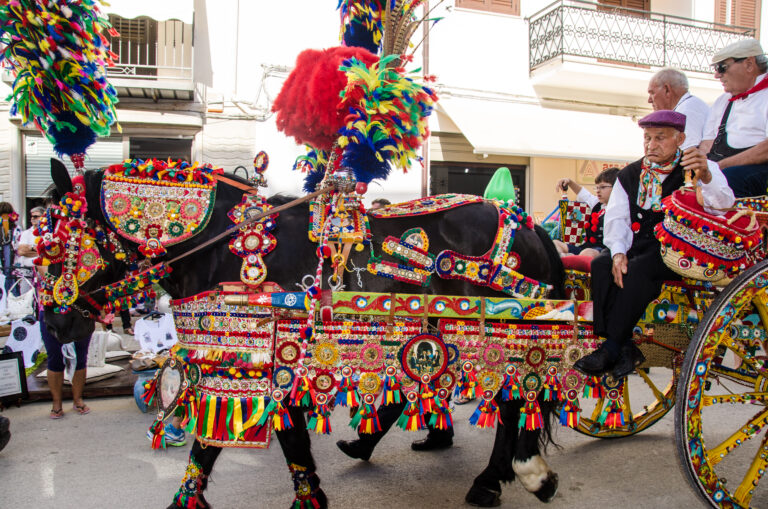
left=104, top=15, right=193, bottom=97
left=529, top=0, right=755, bottom=74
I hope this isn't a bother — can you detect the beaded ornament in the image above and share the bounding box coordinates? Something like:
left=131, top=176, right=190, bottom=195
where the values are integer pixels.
left=100, top=159, right=220, bottom=257
left=228, top=195, right=277, bottom=286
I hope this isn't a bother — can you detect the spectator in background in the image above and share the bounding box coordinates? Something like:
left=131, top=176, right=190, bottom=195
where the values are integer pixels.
left=647, top=68, right=709, bottom=149
left=0, top=202, right=21, bottom=294
left=369, top=198, right=391, bottom=210
left=14, top=206, right=43, bottom=294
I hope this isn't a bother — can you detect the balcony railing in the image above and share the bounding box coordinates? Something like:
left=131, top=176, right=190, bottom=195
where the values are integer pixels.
left=529, top=0, right=756, bottom=73
left=105, top=17, right=193, bottom=82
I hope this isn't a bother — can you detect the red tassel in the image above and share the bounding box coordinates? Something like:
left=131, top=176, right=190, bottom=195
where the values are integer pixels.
left=501, top=367, right=523, bottom=401
left=559, top=399, right=581, bottom=428
left=582, top=376, right=604, bottom=399
left=397, top=393, right=426, bottom=431
left=419, top=383, right=437, bottom=416
left=469, top=398, right=499, bottom=428
left=543, top=368, right=562, bottom=402
left=142, top=377, right=158, bottom=406
left=456, top=363, right=478, bottom=400
left=518, top=400, right=544, bottom=431
left=272, top=399, right=293, bottom=431
left=307, top=397, right=333, bottom=435
left=430, top=389, right=453, bottom=430
left=290, top=370, right=315, bottom=408
left=382, top=367, right=402, bottom=406
left=149, top=419, right=165, bottom=450
left=599, top=400, right=625, bottom=429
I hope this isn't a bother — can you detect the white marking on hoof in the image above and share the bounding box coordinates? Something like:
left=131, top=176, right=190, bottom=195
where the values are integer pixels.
left=512, top=455, right=552, bottom=493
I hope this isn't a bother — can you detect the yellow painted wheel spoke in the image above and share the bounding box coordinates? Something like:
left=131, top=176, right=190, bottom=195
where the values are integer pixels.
left=621, top=380, right=633, bottom=421
left=702, top=392, right=768, bottom=407
left=589, top=397, right=605, bottom=422
left=723, top=337, right=765, bottom=375
left=734, top=430, right=768, bottom=506
left=705, top=408, right=768, bottom=466
left=636, top=369, right=668, bottom=403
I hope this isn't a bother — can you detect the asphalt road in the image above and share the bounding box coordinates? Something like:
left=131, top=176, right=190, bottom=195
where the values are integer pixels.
left=0, top=380, right=708, bottom=509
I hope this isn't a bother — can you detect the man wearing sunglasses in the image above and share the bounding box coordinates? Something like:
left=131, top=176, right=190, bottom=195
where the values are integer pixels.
left=700, top=38, right=768, bottom=197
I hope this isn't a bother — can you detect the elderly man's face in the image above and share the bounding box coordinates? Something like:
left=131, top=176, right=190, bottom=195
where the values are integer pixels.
left=714, top=57, right=757, bottom=95
left=643, top=127, right=684, bottom=164
left=647, top=80, right=674, bottom=111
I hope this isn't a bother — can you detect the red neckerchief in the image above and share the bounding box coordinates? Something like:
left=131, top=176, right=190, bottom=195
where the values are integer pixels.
left=730, top=74, right=768, bottom=101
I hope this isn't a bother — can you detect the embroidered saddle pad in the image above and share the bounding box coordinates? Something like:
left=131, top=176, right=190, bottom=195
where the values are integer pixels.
left=100, top=161, right=218, bottom=257
left=369, top=194, right=484, bottom=218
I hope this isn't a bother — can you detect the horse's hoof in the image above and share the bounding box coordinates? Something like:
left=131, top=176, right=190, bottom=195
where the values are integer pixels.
left=532, top=472, right=558, bottom=503
left=465, top=484, right=501, bottom=507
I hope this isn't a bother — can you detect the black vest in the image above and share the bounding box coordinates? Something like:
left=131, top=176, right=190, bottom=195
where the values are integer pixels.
left=617, top=158, right=685, bottom=254
left=707, top=101, right=751, bottom=162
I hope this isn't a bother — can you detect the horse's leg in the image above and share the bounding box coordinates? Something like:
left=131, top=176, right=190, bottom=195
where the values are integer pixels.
left=512, top=401, right=559, bottom=503
left=275, top=405, right=327, bottom=509
left=337, top=399, right=405, bottom=460
left=465, top=398, right=520, bottom=507
left=167, top=439, right=221, bottom=509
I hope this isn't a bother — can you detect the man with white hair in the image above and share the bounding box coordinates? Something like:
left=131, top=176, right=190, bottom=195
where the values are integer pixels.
left=701, top=38, right=768, bottom=197
left=647, top=68, right=709, bottom=149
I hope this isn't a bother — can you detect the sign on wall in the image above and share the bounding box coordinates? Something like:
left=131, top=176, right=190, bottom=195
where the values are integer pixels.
left=576, top=159, right=628, bottom=184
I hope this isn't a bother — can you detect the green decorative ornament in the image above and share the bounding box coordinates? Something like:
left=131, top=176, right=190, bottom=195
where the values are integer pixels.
left=484, top=167, right=517, bottom=204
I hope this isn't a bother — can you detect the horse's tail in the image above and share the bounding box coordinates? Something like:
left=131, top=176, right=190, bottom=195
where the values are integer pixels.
left=533, top=224, right=565, bottom=300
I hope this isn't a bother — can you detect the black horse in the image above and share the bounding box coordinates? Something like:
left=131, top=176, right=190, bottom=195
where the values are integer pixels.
left=44, top=159, right=564, bottom=508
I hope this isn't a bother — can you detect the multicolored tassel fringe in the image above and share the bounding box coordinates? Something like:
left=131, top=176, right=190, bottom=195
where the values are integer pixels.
left=519, top=399, right=544, bottom=431
left=469, top=398, right=500, bottom=429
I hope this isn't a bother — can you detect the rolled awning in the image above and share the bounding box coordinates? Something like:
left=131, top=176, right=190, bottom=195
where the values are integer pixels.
left=437, top=97, right=641, bottom=162
left=102, top=0, right=194, bottom=24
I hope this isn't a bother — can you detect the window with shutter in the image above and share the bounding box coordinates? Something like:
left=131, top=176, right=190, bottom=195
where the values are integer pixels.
left=714, top=0, right=760, bottom=36
left=454, top=0, right=520, bottom=15
left=597, top=0, right=649, bottom=11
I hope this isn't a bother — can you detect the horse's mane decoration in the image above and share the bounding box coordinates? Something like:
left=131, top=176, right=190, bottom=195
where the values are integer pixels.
left=228, top=195, right=278, bottom=287
left=35, top=190, right=103, bottom=312
left=654, top=188, right=761, bottom=286
left=101, top=159, right=222, bottom=258
left=0, top=0, right=119, bottom=165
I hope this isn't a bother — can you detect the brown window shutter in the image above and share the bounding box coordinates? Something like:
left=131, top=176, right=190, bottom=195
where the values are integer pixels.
left=455, top=0, right=519, bottom=15
left=714, top=0, right=728, bottom=24
left=732, top=0, right=759, bottom=29
left=597, top=0, right=648, bottom=8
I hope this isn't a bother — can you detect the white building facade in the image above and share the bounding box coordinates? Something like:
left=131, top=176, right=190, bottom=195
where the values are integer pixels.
left=0, top=0, right=764, bottom=221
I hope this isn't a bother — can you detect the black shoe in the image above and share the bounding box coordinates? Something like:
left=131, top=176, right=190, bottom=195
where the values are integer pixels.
left=574, top=344, right=618, bottom=376
left=336, top=439, right=372, bottom=461
left=411, top=436, right=453, bottom=451
left=611, top=343, right=646, bottom=379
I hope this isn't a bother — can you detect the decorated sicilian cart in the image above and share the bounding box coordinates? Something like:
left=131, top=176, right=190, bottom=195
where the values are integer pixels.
left=5, top=0, right=768, bottom=508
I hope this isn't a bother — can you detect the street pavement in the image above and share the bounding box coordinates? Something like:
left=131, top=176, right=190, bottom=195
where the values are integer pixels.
left=0, top=380, right=708, bottom=509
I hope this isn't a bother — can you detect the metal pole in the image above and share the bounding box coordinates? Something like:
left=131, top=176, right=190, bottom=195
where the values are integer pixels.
left=421, top=1, right=430, bottom=198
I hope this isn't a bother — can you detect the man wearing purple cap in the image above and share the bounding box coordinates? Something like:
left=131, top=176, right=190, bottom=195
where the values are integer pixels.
left=575, top=110, right=735, bottom=378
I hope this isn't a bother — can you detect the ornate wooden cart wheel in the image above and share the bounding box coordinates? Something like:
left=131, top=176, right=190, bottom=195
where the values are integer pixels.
left=676, top=259, right=768, bottom=508
left=574, top=364, right=678, bottom=438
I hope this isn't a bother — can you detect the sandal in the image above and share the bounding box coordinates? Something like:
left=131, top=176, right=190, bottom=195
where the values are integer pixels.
left=50, top=408, right=64, bottom=420
left=454, top=394, right=475, bottom=405
left=73, top=404, right=90, bottom=415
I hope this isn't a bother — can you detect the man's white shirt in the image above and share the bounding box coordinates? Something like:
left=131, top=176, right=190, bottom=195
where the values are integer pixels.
left=603, top=160, right=735, bottom=256
left=703, top=73, right=768, bottom=149
left=675, top=92, right=710, bottom=149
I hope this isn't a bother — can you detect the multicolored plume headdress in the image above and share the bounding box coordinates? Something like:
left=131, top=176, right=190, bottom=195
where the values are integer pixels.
left=0, top=0, right=119, bottom=171
left=274, top=0, right=440, bottom=190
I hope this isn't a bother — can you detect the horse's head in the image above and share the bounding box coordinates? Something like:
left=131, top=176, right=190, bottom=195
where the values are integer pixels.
left=40, top=159, right=129, bottom=343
